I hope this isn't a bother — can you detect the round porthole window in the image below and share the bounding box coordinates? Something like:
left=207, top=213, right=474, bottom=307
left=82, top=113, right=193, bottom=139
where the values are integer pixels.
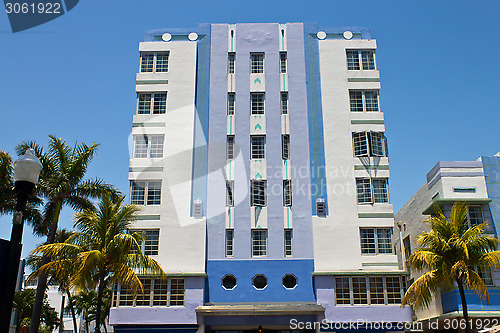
left=252, top=274, right=268, bottom=289
left=222, top=275, right=237, bottom=290
left=282, top=274, right=297, bottom=289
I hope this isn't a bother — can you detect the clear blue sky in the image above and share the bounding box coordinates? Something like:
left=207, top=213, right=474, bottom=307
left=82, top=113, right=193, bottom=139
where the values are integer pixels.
left=1, top=0, right=499, bottom=258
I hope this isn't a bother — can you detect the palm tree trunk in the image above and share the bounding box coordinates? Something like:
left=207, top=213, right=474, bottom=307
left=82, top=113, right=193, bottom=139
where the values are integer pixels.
left=457, top=278, right=472, bottom=333
left=66, top=291, right=78, bottom=333
left=94, top=271, right=106, bottom=333
left=85, top=312, right=89, bottom=333
left=30, top=201, right=61, bottom=333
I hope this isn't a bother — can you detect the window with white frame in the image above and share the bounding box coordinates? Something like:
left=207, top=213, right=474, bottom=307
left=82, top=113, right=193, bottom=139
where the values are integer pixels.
left=130, top=181, right=161, bottom=205
left=477, top=266, right=494, bottom=286
left=284, top=229, right=292, bottom=257
left=226, top=180, right=234, bottom=207
left=352, top=131, right=388, bottom=157
left=129, top=229, right=159, bottom=255
left=133, top=135, right=164, bottom=159
left=251, top=93, right=265, bottom=115
left=280, top=52, right=287, bottom=73
left=140, top=52, right=170, bottom=73
left=349, top=90, right=379, bottom=112
left=356, top=178, right=389, bottom=204
left=346, top=50, right=375, bottom=70
left=283, top=180, right=292, bottom=207
left=115, top=278, right=184, bottom=307
left=335, top=276, right=404, bottom=305
left=227, top=93, right=235, bottom=115
left=137, top=93, right=167, bottom=114
left=360, top=227, right=393, bottom=254
left=281, top=92, right=288, bottom=114
left=225, top=229, right=234, bottom=257
left=252, top=229, right=267, bottom=256
left=251, top=180, right=267, bottom=207
left=282, top=134, right=290, bottom=160
left=468, top=206, right=484, bottom=226
left=251, top=135, right=266, bottom=159
left=250, top=53, right=264, bottom=73
left=228, top=52, right=235, bottom=74
left=226, top=135, right=235, bottom=160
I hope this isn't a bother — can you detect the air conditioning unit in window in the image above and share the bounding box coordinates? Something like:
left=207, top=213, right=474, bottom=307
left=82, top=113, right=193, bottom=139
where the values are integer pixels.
left=194, top=199, right=203, bottom=219
left=316, top=198, right=326, bottom=217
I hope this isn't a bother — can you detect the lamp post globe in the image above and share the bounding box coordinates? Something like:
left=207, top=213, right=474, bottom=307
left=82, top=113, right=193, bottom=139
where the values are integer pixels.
left=0, top=148, right=42, bottom=332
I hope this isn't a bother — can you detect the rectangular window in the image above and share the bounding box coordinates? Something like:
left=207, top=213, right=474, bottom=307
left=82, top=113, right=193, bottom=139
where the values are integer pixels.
left=226, top=180, right=234, bottom=207
left=153, top=279, right=168, bottom=306
left=140, top=53, right=154, bottom=73
left=227, top=93, right=235, bottom=115
left=250, top=135, right=266, bottom=159
left=225, top=229, right=234, bottom=257
left=360, top=228, right=393, bottom=254
left=283, top=180, right=292, bottom=207
left=228, top=52, right=235, bottom=74
left=284, top=229, right=292, bottom=257
left=468, top=206, right=484, bottom=226
left=281, top=92, right=288, bottom=114
left=251, top=93, right=265, bottom=115
left=131, top=181, right=161, bottom=206
left=352, top=132, right=368, bottom=157
left=372, top=179, right=389, bottom=203
left=478, top=266, right=494, bottom=286
left=280, top=52, right=287, bottom=73
left=352, top=277, right=368, bottom=304
left=226, top=135, right=235, bottom=160
left=169, top=279, right=185, bottom=306
left=369, top=277, right=385, bottom=304
left=250, top=180, right=267, bottom=207
left=137, top=93, right=167, bottom=115
left=369, top=132, right=386, bottom=157
left=352, top=131, right=388, bottom=158
left=335, top=277, right=351, bottom=305
left=356, top=178, right=389, bottom=204
left=155, top=52, right=169, bottom=72
left=250, top=53, right=264, bottom=73
left=349, top=90, right=380, bottom=112
left=119, top=284, right=134, bottom=306
left=403, top=235, right=411, bottom=260
left=346, top=50, right=376, bottom=71
left=361, top=50, right=375, bottom=70
left=282, top=134, right=290, bottom=160
left=386, top=276, right=402, bottom=304
left=252, top=229, right=267, bottom=256
left=130, top=229, right=160, bottom=256
left=134, top=135, right=164, bottom=159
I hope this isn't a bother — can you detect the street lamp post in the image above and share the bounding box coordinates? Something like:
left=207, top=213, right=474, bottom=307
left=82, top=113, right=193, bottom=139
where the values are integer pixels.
left=0, top=149, right=42, bottom=332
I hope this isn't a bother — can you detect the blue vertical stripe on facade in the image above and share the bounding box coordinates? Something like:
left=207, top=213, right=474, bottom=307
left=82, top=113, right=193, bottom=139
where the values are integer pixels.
left=482, top=156, right=500, bottom=235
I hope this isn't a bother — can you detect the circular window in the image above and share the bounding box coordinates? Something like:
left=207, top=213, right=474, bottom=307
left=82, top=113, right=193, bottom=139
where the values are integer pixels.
left=222, top=275, right=237, bottom=290
left=252, top=275, right=268, bottom=289
left=282, top=274, right=297, bottom=289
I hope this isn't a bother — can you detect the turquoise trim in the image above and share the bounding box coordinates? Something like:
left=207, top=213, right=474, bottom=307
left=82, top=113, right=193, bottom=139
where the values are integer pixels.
left=362, top=262, right=399, bottom=267
left=135, top=215, right=160, bottom=220
left=136, top=80, right=168, bottom=85
left=351, top=119, right=384, bottom=124
left=348, top=77, right=380, bottom=82
left=354, top=165, right=389, bottom=170
left=132, top=122, right=165, bottom=127
left=358, top=212, right=394, bottom=218
left=129, top=167, right=163, bottom=172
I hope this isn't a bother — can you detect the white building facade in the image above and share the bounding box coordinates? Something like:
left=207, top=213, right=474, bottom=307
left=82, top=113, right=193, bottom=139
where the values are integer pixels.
left=110, top=23, right=411, bottom=333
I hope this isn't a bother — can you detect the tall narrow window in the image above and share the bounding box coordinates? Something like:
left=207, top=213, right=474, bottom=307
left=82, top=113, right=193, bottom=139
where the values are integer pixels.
left=352, top=277, right=368, bottom=304
left=137, top=93, right=152, bottom=114
left=169, top=279, right=185, bottom=306
left=352, top=132, right=368, bottom=157
left=250, top=53, right=264, bottom=73
left=364, top=91, right=379, bottom=112
left=386, top=277, right=402, bottom=304
left=226, top=180, right=234, bottom=207
left=146, top=181, right=162, bottom=205
left=284, top=229, right=293, bottom=257
left=153, top=93, right=167, bottom=114
left=131, top=181, right=146, bottom=205
left=227, top=93, right=235, bottom=115
left=361, top=50, right=375, bottom=70
left=225, top=229, right=234, bottom=257
left=134, top=135, right=148, bottom=158
left=335, top=277, right=351, bottom=305
left=280, top=52, right=287, bottom=73
left=356, top=178, right=372, bottom=204
left=369, top=132, right=385, bottom=157
left=226, top=135, right=235, bottom=160
left=369, top=277, right=385, bottom=304
left=403, top=235, right=411, bottom=260
left=372, top=179, right=389, bottom=203
left=140, top=53, right=154, bottom=73
left=250, top=135, right=266, bottom=159
left=468, top=206, right=484, bottom=226
left=282, top=134, right=290, bottom=160
left=251, top=93, right=265, bottom=115
left=251, top=180, right=267, bottom=207
left=228, top=52, right=235, bottom=74
left=360, top=228, right=376, bottom=254
left=376, top=228, right=393, bottom=253
left=252, top=229, right=267, bottom=256
left=346, top=50, right=360, bottom=70
left=283, top=180, right=292, bottom=207
left=280, top=92, right=288, bottom=114
left=155, top=52, right=170, bottom=72
left=349, top=91, right=363, bottom=112
left=149, top=136, right=164, bottom=158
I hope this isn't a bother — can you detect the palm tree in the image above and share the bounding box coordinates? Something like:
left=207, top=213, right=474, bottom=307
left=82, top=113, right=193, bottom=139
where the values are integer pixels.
left=26, top=229, right=79, bottom=333
left=403, top=202, right=500, bottom=333
left=70, top=289, right=97, bottom=333
left=31, top=194, right=166, bottom=333
left=0, top=150, right=44, bottom=234
left=17, top=136, right=119, bottom=333
left=12, top=289, right=60, bottom=333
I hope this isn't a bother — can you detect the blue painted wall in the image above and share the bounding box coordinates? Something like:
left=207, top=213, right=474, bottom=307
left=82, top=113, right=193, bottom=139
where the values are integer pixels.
left=206, top=259, right=315, bottom=302
left=442, top=287, right=500, bottom=312
left=482, top=156, right=500, bottom=235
